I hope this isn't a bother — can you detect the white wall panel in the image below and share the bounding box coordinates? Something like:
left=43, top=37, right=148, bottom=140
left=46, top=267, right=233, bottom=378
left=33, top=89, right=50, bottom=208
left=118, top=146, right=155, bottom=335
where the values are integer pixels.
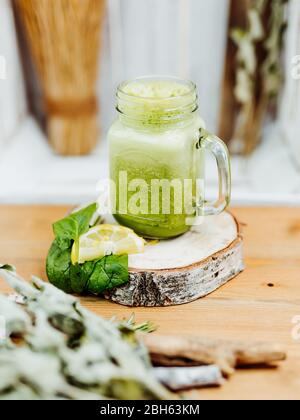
left=0, top=0, right=27, bottom=148
left=280, top=0, right=300, bottom=169
left=100, top=0, right=229, bottom=132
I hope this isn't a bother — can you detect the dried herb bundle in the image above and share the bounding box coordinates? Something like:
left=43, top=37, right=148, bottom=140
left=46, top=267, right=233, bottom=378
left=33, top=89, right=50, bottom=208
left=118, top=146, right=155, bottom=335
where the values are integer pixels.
left=220, top=0, right=289, bottom=155
left=0, top=264, right=171, bottom=400
left=15, top=0, right=105, bottom=156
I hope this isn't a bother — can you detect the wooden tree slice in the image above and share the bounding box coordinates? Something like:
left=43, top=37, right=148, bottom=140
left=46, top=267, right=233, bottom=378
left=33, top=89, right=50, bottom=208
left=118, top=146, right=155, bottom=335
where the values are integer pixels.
left=104, top=212, right=244, bottom=307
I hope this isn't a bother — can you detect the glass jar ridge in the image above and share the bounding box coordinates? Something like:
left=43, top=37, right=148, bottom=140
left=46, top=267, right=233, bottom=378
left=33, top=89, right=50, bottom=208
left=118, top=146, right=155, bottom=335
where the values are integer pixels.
left=116, top=76, right=198, bottom=127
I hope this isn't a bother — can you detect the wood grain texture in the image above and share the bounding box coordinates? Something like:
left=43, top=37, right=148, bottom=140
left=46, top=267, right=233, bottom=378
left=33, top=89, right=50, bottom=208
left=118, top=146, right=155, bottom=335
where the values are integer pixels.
left=105, top=237, right=244, bottom=307
left=105, top=213, right=244, bottom=307
left=0, top=205, right=300, bottom=400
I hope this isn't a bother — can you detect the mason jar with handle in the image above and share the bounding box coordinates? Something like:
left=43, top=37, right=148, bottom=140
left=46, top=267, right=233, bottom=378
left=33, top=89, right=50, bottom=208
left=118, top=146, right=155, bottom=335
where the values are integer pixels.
left=108, top=76, right=231, bottom=239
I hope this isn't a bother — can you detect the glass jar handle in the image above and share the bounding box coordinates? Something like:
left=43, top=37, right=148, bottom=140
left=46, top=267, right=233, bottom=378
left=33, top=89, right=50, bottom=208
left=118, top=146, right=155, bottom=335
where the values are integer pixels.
left=196, top=128, right=231, bottom=216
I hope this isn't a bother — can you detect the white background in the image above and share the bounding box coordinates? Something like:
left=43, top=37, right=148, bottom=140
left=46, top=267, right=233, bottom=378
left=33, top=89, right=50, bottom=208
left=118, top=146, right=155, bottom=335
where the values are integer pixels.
left=0, top=0, right=299, bottom=206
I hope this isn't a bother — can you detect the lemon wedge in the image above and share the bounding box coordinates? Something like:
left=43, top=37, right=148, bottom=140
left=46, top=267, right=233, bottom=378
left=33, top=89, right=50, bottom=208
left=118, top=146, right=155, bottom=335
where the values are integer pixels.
left=71, top=224, right=145, bottom=265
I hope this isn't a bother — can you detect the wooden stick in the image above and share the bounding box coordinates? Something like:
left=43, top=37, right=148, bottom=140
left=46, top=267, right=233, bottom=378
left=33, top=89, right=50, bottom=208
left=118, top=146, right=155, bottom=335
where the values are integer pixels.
left=154, top=366, right=224, bottom=391
left=143, top=335, right=287, bottom=377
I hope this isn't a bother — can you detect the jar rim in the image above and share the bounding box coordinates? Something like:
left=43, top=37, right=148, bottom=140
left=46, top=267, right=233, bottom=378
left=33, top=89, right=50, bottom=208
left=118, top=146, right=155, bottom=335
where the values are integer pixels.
left=117, top=75, right=197, bottom=102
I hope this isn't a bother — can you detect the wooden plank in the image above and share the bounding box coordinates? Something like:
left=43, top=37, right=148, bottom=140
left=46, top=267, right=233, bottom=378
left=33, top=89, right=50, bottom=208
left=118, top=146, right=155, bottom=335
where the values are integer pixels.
left=0, top=205, right=299, bottom=400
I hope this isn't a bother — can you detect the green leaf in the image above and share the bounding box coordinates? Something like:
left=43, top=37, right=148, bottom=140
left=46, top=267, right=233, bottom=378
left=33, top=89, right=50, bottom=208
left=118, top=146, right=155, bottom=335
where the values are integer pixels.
left=47, top=250, right=128, bottom=296
left=86, top=255, right=129, bottom=295
left=46, top=240, right=73, bottom=293
left=69, top=261, right=94, bottom=294
left=46, top=203, right=129, bottom=296
left=0, top=263, right=16, bottom=272
left=53, top=203, right=97, bottom=242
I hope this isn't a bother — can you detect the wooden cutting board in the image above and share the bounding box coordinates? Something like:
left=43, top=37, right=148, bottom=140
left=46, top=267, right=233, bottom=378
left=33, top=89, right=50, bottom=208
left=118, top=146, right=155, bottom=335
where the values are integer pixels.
left=0, top=206, right=300, bottom=400
left=105, top=212, right=244, bottom=307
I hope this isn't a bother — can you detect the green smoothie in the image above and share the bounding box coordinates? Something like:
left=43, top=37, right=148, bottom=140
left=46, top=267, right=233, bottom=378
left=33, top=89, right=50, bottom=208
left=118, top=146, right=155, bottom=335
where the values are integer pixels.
left=108, top=78, right=204, bottom=239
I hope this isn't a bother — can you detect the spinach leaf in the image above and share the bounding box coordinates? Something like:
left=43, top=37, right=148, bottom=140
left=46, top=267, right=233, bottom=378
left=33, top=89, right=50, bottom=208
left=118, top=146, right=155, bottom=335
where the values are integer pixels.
left=46, top=239, right=73, bottom=293
left=46, top=204, right=129, bottom=296
left=86, top=255, right=129, bottom=294
left=53, top=203, right=97, bottom=242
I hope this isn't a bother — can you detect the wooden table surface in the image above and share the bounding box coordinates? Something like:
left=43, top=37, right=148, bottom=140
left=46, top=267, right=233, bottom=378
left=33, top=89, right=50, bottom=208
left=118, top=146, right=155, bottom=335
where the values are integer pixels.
left=0, top=205, right=300, bottom=400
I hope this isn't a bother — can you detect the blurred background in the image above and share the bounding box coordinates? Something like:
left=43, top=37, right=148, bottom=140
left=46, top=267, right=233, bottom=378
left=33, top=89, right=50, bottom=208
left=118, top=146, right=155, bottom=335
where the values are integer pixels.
left=0, top=0, right=299, bottom=205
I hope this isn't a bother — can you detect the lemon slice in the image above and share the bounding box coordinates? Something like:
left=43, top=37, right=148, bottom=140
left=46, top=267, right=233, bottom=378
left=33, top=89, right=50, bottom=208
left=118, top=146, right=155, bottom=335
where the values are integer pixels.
left=71, top=225, right=145, bottom=265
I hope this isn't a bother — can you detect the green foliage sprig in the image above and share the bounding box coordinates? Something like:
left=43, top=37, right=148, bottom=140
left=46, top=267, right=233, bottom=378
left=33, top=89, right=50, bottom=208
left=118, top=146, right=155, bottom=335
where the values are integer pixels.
left=46, top=204, right=129, bottom=295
